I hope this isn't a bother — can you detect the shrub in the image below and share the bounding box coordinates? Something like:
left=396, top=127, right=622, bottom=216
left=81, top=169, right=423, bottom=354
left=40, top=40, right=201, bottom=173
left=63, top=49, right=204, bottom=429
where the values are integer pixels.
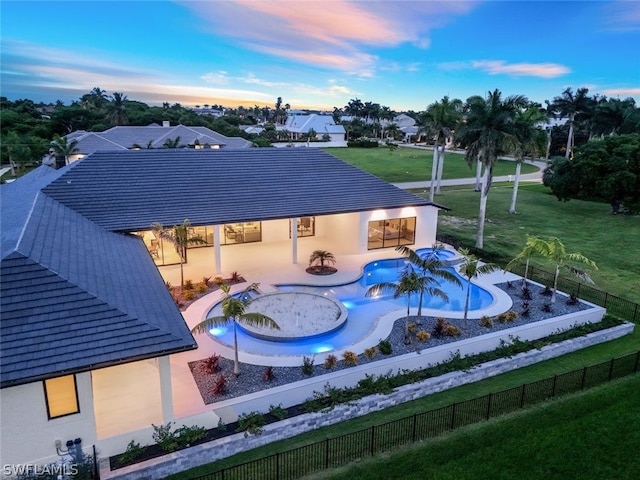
left=323, top=354, right=338, bottom=369
left=364, top=347, right=377, bottom=359
left=196, top=282, right=208, bottom=294
left=183, top=290, right=195, bottom=301
left=301, top=356, right=314, bottom=375
left=521, top=286, right=532, bottom=300
left=444, top=324, right=461, bottom=336
left=184, top=279, right=194, bottom=290
left=480, top=315, right=494, bottom=328
left=201, top=354, right=220, bottom=374
left=433, top=317, right=447, bottom=337
left=119, top=440, right=144, bottom=465
left=497, top=312, right=509, bottom=323
left=378, top=338, right=392, bottom=355
left=175, top=424, right=206, bottom=446
left=408, top=322, right=418, bottom=334
left=211, top=374, right=227, bottom=396
left=230, top=271, right=241, bottom=282
left=416, top=330, right=431, bottom=342
left=347, top=139, right=379, bottom=148
left=213, top=276, right=224, bottom=286
left=152, top=422, right=180, bottom=452
left=505, top=310, right=518, bottom=321
left=342, top=351, right=358, bottom=366
left=542, top=302, right=553, bottom=313
left=567, top=293, right=579, bottom=305
left=263, top=366, right=275, bottom=382
left=237, top=411, right=266, bottom=437
left=521, top=301, right=530, bottom=317
left=217, top=418, right=226, bottom=431
left=542, top=285, right=553, bottom=296
left=202, top=276, right=211, bottom=285
left=269, top=404, right=288, bottom=420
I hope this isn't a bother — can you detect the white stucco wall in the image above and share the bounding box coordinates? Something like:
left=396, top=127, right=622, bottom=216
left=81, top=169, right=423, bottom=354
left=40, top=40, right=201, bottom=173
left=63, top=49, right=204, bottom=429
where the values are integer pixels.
left=0, top=372, right=97, bottom=467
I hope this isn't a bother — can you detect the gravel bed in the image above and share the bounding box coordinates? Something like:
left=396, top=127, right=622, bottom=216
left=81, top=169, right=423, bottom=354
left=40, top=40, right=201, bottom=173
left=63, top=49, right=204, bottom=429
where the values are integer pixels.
left=189, top=282, right=591, bottom=404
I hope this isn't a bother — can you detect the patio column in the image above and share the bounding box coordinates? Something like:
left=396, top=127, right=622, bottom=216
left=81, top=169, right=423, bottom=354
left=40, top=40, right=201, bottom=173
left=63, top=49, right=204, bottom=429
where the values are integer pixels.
left=159, top=356, right=174, bottom=423
left=214, top=225, right=222, bottom=274
left=292, top=217, right=298, bottom=264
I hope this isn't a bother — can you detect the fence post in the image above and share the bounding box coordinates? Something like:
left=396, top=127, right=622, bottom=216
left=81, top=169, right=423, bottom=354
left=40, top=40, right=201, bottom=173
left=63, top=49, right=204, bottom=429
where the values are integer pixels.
left=581, top=366, right=588, bottom=390
left=486, top=393, right=492, bottom=420
left=520, top=384, right=526, bottom=408
left=370, top=425, right=375, bottom=456
left=450, top=403, right=457, bottom=430
left=634, top=303, right=639, bottom=323
left=276, top=452, right=280, bottom=480
left=608, top=358, right=615, bottom=381
left=577, top=283, right=581, bottom=298
left=325, top=438, right=330, bottom=469
left=635, top=351, right=640, bottom=374
left=412, top=414, right=418, bottom=442
left=551, top=374, right=557, bottom=398
left=92, top=445, right=99, bottom=480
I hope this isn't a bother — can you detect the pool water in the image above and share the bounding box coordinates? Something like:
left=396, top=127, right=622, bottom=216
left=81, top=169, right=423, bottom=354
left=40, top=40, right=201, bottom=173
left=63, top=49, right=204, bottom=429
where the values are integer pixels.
left=207, top=248, right=495, bottom=355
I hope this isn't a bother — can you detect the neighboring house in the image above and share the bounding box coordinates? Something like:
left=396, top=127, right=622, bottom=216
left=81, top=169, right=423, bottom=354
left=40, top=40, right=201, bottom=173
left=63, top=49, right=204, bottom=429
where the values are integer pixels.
left=382, top=113, right=419, bottom=142
left=277, top=113, right=346, bottom=143
left=56, top=122, right=254, bottom=163
left=1, top=148, right=443, bottom=467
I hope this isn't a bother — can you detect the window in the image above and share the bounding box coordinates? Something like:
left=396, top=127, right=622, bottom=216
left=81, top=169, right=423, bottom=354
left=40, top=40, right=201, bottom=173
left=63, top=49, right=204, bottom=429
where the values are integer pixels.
left=367, top=217, right=416, bottom=250
left=223, top=222, right=262, bottom=245
left=289, top=217, right=315, bottom=238
left=44, top=375, right=79, bottom=419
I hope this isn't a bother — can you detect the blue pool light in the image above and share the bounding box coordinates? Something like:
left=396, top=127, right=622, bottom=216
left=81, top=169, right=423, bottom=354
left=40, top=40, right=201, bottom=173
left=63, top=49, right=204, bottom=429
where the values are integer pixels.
left=209, top=326, right=228, bottom=337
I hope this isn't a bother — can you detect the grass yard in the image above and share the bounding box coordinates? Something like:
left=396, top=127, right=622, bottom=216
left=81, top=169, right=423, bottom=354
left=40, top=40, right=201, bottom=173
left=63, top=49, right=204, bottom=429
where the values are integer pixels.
left=323, top=147, right=539, bottom=183
left=310, top=375, right=640, bottom=480
left=423, top=183, right=640, bottom=303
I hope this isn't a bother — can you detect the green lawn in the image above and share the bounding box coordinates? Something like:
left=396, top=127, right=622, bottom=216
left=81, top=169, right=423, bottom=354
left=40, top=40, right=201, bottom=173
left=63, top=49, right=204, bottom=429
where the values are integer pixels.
left=323, top=147, right=539, bottom=183
left=425, top=183, right=640, bottom=303
left=310, top=375, right=640, bottom=480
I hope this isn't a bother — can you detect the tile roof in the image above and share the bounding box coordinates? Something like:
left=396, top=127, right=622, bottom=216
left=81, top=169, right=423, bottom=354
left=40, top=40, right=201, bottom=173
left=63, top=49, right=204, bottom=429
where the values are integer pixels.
left=1, top=169, right=196, bottom=388
left=42, top=148, right=434, bottom=232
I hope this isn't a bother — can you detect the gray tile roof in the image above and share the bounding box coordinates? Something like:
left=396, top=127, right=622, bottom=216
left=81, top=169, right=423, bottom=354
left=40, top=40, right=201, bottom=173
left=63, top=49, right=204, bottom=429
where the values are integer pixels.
left=42, top=148, right=434, bottom=232
left=1, top=169, right=196, bottom=388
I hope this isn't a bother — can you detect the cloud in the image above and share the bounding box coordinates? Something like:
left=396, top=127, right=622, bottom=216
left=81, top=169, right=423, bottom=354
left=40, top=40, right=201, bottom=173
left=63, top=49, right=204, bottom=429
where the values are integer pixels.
left=600, top=87, right=640, bottom=98
left=600, top=1, right=640, bottom=32
left=176, top=0, right=479, bottom=73
left=472, top=60, right=571, bottom=78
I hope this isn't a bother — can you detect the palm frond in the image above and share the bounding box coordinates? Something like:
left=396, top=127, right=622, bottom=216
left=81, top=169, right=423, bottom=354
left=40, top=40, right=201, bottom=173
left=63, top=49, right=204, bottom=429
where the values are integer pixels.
left=191, top=315, right=230, bottom=335
left=239, top=312, right=280, bottom=329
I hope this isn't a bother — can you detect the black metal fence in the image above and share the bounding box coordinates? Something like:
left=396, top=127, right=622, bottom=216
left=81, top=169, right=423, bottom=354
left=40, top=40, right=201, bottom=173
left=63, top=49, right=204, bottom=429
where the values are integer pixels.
left=192, top=351, right=640, bottom=480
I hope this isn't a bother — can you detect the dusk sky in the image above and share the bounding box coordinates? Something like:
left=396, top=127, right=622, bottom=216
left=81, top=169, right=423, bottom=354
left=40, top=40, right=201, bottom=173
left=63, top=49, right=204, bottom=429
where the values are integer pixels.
left=2, top=0, right=639, bottom=112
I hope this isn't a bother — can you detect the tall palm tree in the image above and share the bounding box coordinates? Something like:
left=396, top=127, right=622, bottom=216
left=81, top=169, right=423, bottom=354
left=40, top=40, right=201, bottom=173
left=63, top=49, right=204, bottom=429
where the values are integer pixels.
left=108, top=92, right=128, bottom=126
left=550, top=87, right=590, bottom=158
left=526, top=237, right=597, bottom=303
left=191, top=283, right=279, bottom=376
left=395, top=245, right=462, bottom=318
left=152, top=220, right=205, bottom=289
left=509, top=105, right=546, bottom=214
left=49, top=134, right=79, bottom=168
left=458, top=248, right=499, bottom=322
left=461, top=89, right=527, bottom=248
left=422, top=96, right=463, bottom=201
left=162, top=137, right=184, bottom=149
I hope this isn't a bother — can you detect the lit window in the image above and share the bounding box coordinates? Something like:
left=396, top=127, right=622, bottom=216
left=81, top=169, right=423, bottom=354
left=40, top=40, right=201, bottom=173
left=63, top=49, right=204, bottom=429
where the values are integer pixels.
left=44, top=375, right=79, bottom=419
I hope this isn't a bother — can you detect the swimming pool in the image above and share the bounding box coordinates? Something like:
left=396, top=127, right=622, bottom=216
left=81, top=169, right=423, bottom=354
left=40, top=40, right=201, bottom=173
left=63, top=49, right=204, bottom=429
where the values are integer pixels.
left=206, top=248, right=495, bottom=355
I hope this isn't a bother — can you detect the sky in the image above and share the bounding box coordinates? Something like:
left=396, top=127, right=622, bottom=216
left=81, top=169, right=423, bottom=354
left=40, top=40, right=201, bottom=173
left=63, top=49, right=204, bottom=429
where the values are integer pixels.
left=1, top=0, right=639, bottom=112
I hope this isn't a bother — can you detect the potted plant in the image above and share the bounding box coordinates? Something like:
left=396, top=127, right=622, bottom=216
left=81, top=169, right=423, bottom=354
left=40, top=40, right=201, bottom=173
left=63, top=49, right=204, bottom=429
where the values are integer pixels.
left=306, top=250, right=337, bottom=275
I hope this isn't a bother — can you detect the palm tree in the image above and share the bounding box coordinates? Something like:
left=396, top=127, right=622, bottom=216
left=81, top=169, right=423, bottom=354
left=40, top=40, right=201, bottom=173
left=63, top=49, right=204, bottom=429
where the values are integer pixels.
left=458, top=248, right=499, bottom=322
left=395, top=245, right=462, bottom=318
left=163, top=137, right=184, bottom=149
left=505, top=235, right=542, bottom=290
left=49, top=134, right=79, bottom=168
left=108, top=92, right=128, bottom=126
left=461, top=89, right=527, bottom=248
left=526, top=237, right=597, bottom=303
left=308, top=250, right=336, bottom=271
left=509, top=105, right=546, bottom=214
left=550, top=87, right=590, bottom=158
left=366, top=268, right=448, bottom=344
left=191, top=283, right=279, bottom=376
left=152, top=220, right=205, bottom=289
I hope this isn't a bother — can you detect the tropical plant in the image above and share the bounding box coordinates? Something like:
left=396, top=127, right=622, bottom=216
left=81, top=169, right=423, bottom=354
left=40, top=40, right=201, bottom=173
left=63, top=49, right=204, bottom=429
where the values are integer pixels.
left=420, top=96, right=463, bottom=200
left=152, top=220, right=205, bottom=289
left=108, top=91, right=129, bottom=126
left=506, top=235, right=543, bottom=290
left=509, top=105, right=547, bottom=214
left=366, top=264, right=449, bottom=344
left=550, top=87, right=592, bottom=158
left=395, top=244, right=462, bottom=318
left=191, top=283, right=279, bottom=376
left=461, top=89, right=527, bottom=248
left=308, top=250, right=336, bottom=270
left=524, top=237, right=598, bottom=303
left=49, top=134, right=79, bottom=168
left=458, top=248, right=500, bottom=321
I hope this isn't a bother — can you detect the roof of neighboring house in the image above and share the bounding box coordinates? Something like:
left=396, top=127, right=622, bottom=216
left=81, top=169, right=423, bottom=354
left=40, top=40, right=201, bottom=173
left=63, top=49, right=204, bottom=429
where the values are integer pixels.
left=68, top=124, right=253, bottom=155
left=280, top=114, right=345, bottom=135
left=42, top=148, right=436, bottom=232
left=0, top=167, right=197, bottom=388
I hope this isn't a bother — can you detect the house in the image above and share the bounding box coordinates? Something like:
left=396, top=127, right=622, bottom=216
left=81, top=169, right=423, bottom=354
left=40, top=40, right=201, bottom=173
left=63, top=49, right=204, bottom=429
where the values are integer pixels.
left=277, top=113, right=346, bottom=143
left=1, top=148, right=442, bottom=467
left=52, top=122, right=254, bottom=164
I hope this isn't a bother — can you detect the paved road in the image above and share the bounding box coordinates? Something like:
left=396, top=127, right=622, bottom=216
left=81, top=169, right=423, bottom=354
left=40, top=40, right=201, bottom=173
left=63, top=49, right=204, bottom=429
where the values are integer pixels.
left=391, top=145, right=547, bottom=189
